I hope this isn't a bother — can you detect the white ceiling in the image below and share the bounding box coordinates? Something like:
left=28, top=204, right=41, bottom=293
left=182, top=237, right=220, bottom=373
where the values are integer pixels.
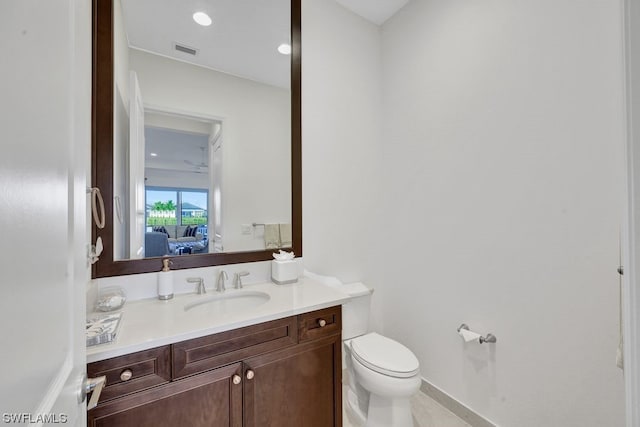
left=121, top=0, right=291, bottom=88
left=145, top=126, right=210, bottom=174
left=334, top=0, right=410, bottom=25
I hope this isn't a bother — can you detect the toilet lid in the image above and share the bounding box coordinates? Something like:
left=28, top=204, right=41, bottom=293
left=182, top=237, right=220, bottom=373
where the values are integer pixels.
left=350, top=333, right=420, bottom=378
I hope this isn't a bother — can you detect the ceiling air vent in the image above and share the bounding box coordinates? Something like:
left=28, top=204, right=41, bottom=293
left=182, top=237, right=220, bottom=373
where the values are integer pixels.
left=173, top=43, right=198, bottom=56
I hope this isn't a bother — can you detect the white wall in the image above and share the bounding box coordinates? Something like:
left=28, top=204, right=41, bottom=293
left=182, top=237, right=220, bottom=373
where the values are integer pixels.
left=129, top=49, right=291, bottom=252
left=145, top=112, right=212, bottom=135
left=113, top=0, right=130, bottom=259
left=144, top=168, right=209, bottom=189
left=624, top=0, right=640, bottom=423
left=114, top=0, right=129, bottom=110
left=378, top=1, right=626, bottom=426
left=301, top=0, right=383, bottom=297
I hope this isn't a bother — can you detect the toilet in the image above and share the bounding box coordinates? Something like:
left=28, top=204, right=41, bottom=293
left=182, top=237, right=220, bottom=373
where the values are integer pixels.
left=341, top=283, right=421, bottom=427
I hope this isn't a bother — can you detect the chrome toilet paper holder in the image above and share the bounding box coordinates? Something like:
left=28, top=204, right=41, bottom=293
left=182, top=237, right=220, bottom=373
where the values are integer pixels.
left=457, top=323, right=497, bottom=344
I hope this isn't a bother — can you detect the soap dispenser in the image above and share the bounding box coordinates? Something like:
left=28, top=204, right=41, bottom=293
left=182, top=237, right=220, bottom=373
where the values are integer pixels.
left=158, top=257, right=174, bottom=300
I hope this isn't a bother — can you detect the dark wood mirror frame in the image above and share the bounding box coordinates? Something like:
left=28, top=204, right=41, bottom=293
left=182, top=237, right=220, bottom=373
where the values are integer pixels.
left=92, top=0, right=302, bottom=278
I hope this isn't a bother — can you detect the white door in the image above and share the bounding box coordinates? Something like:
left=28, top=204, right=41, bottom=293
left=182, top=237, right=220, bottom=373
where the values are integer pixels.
left=210, top=126, right=224, bottom=252
left=0, top=1, right=90, bottom=426
left=129, top=71, right=146, bottom=258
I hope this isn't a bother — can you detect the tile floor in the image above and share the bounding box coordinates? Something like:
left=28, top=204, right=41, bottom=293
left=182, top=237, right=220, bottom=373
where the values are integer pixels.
left=342, top=387, right=471, bottom=427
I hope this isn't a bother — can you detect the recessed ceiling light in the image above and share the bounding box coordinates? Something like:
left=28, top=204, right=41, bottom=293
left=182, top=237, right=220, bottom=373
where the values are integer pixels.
left=193, top=12, right=212, bottom=27
left=277, top=43, right=291, bottom=55
left=150, top=152, right=158, bottom=157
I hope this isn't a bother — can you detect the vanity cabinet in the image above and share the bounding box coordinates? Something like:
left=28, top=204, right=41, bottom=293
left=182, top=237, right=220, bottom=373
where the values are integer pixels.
left=86, top=363, right=243, bottom=427
left=87, top=306, right=342, bottom=427
left=243, top=336, right=341, bottom=427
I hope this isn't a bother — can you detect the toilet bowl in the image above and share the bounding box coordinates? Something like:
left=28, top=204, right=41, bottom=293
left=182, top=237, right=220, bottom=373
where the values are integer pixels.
left=340, top=283, right=421, bottom=427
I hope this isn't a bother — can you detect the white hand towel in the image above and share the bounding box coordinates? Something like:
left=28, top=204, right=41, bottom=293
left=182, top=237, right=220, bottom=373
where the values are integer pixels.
left=279, top=223, right=292, bottom=248
left=264, top=224, right=281, bottom=249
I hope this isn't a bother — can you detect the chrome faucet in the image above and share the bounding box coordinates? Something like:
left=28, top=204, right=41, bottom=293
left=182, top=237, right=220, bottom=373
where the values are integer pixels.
left=187, top=277, right=206, bottom=294
left=233, top=271, right=250, bottom=289
left=216, top=270, right=228, bottom=292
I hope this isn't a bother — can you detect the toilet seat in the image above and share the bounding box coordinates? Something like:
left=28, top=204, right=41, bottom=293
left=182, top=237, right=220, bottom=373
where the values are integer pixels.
left=350, top=332, right=420, bottom=378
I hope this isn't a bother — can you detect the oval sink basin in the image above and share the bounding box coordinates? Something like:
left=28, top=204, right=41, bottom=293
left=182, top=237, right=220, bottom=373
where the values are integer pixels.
left=184, top=291, right=270, bottom=315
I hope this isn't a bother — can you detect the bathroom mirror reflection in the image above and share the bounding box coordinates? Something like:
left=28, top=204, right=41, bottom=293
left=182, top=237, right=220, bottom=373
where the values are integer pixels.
left=92, top=0, right=301, bottom=277
left=112, top=0, right=292, bottom=261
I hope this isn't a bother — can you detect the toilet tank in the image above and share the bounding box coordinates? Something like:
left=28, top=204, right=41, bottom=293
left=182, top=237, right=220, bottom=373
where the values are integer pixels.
left=341, top=282, right=374, bottom=340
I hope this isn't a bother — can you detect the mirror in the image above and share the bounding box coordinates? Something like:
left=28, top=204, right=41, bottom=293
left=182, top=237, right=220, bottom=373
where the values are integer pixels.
left=92, top=0, right=301, bottom=277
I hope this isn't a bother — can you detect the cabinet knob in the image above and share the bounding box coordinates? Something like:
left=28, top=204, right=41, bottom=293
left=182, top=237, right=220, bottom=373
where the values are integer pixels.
left=318, top=319, right=327, bottom=327
left=120, top=369, right=133, bottom=382
left=232, top=374, right=241, bottom=385
left=246, top=370, right=255, bottom=380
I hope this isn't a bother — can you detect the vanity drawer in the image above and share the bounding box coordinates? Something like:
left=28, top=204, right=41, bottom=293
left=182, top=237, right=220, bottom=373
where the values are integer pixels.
left=87, top=346, right=171, bottom=403
left=298, top=306, right=341, bottom=342
left=172, top=316, right=298, bottom=379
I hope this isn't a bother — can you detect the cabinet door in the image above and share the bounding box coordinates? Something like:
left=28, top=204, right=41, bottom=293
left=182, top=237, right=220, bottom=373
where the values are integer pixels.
left=243, top=335, right=342, bottom=427
left=88, top=363, right=242, bottom=427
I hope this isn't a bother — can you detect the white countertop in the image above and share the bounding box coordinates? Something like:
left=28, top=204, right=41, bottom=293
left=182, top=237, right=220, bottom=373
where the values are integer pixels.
left=87, top=278, right=351, bottom=363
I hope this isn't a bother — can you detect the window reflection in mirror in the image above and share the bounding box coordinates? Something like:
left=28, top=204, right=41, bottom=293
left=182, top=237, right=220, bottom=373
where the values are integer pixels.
left=145, top=187, right=209, bottom=258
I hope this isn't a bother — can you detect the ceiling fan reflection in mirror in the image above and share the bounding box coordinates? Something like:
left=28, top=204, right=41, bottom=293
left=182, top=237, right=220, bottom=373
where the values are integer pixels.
left=184, top=146, right=208, bottom=172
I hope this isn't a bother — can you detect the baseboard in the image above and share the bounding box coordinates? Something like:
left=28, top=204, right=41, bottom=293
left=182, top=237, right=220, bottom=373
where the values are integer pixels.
left=420, top=379, right=497, bottom=427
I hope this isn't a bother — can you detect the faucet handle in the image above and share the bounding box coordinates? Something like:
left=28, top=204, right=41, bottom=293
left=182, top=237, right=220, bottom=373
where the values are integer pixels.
left=234, top=271, right=250, bottom=289
left=187, top=277, right=205, bottom=294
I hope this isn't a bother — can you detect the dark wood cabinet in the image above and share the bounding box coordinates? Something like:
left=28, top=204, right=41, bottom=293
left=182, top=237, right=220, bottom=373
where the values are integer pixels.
left=172, top=316, right=298, bottom=380
left=88, top=363, right=242, bottom=427
left=87, top=306, right=342, bottom=427
left=86, top=346, right=171, bottom=403
left=243, top=335, right=342, bottom=427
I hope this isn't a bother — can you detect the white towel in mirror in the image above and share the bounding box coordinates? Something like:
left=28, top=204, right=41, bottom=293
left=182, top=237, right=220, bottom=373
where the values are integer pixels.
left=279, top=223, right=292, bottom=248
left=264, top=224, right=281, bottom=249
